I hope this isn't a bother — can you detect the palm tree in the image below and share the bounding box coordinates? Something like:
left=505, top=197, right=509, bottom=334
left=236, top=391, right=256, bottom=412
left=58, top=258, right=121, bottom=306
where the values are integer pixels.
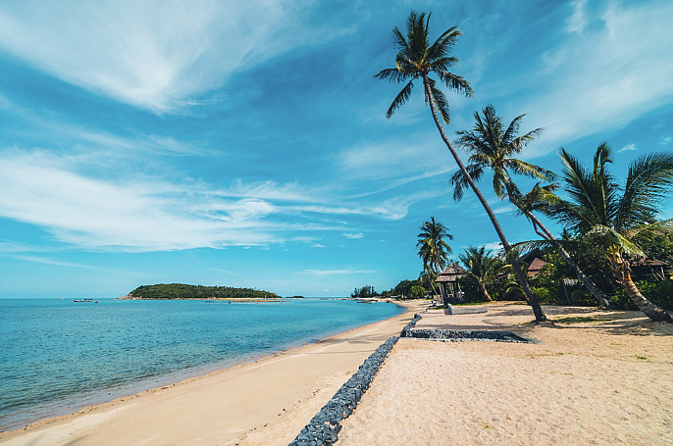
left=459, top=246, right=509, bottom=302
left=451, top=105, right=614, bottom=309
left=375, top=11, right=547, bottom=321
left=416, top=217, right=453, bottom=301
left=536, top=144, right=673, bottom=322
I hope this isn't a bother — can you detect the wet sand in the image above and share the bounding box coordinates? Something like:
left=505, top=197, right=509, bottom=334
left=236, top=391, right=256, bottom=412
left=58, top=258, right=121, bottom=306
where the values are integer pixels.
left=0, top=300, right=427, bottom=446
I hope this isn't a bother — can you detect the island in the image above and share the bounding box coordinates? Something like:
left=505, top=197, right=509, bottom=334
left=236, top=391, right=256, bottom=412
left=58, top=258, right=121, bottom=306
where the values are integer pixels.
left=117, top=283, right=282, bottom=301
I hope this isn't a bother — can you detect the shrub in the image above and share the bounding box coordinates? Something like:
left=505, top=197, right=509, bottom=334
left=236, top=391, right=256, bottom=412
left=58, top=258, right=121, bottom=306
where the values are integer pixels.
left=531, top=286, right=565, bottom=305
left=610, top=280, right=673, bottom=310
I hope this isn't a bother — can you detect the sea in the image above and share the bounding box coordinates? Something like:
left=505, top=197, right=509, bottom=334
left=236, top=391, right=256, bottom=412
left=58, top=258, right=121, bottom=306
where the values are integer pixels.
left=0, top=297, right=404, bottom=432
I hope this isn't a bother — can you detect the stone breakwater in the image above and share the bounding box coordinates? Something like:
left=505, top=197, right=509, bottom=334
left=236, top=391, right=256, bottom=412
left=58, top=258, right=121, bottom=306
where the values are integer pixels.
left=287, top=313, right=423, bottom=446
left=403, top=328, right=534, bottom=343
left=288, top=336, right=400, bottom=446
left=400, top=313, right=423, bottom=337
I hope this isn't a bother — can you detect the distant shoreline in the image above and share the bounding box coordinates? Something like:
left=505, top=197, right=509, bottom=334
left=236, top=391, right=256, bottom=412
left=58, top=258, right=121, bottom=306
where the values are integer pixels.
left=115, top=295, right=283, bottom=302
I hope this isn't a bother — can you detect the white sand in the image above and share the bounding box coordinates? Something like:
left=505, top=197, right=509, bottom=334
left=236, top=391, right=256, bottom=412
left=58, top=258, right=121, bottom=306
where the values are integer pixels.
left=338, top=303, right=673, bottom=446
left=0, top=301, right=427, bottom=446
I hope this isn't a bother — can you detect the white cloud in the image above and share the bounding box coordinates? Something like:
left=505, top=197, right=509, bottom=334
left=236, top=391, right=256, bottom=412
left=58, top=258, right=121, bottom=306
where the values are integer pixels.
left=516, top=1, right=673, bottom=154
left=0, top=0, right=318, bottom=113
left=661, top=136, right=671, bottom=145
left=565, top=0, right=589, bottom=36
left=0, top=149, right=425, bottom=250
left=619, top=143, right=638, bottom=152
left=483, top=241, right=503, bottom=252
left=344, top=232, right=364, bottom=239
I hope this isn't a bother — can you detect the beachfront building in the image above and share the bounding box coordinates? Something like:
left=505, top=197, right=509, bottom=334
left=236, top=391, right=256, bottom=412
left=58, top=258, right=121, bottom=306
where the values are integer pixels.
left=436, top=262, right=466, bottom=305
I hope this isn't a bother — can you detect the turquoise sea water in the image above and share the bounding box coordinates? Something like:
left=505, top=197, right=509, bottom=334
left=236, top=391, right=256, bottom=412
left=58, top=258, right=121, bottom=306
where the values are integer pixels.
left=0, top=297, right=404, bottom=431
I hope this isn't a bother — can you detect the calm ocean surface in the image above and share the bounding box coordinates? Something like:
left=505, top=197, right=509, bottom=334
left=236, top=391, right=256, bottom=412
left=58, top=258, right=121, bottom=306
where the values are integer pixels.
left=0, top=297, right=404, bottom=431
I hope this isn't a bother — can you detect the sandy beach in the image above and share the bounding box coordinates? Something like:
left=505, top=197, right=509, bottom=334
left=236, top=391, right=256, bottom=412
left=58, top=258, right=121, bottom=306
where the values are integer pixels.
left=3, top=301, right=672, bottom=446
left=338, top=303, right=673, bottom=446
left=0, top=301, right=426, bottom=446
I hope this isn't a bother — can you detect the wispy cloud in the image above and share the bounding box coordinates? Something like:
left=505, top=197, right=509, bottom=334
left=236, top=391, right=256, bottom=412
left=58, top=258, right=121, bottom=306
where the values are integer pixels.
left=0, top=149, right=427, bottom=250
left=661, top=136, right=671, bottom=145
left=344, top=232, right=364, bottom=239
left=511, top=1, right=673, bottom=154
left=619, top=143, right=638, bottom=152
left=0, top=0, right=321, bottom=113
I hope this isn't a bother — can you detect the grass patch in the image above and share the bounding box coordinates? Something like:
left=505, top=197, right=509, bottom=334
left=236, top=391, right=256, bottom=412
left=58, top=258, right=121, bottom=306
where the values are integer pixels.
left=428, top=305, right=448, bottom=310
left=552, top=316, right=602, bottom=324
left=454, top=302, right=490, bottom=306
left=635, top=355, right=648, bottom=360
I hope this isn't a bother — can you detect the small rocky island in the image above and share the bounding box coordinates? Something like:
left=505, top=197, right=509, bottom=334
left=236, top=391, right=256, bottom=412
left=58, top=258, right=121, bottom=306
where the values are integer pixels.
left=118, top=283, right=281, bottom=301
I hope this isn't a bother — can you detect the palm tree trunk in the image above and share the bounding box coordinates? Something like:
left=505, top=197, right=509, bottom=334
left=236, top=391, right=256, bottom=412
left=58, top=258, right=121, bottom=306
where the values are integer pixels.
left=422, top=75, right=546, bottom=322
left=609, top=257, right=672, bottom=322
left=480, top=283, right=493, bottom=302
left=503, top=180, right=614, bottom=309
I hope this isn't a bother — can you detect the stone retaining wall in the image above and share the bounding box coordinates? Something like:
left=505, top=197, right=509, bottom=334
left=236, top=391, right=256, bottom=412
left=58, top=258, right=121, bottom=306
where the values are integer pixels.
left=403, top=328, right=534, bottom=343
left=287, top=313, right=423, bottom=446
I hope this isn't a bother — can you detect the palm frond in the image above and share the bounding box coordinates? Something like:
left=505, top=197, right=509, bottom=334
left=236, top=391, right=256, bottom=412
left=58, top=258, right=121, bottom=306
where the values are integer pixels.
left=426, top=79, right=451, bottom=123
left=427, top=26, right=461, bottom=61
left=436, top=71, right=474, bottom=98
left=373, top=67, right=412, bottom=83
left=385, top=80, right=415, bottom=118
left=615, top=152, right=673, bottom=231
left=507, top=159, right=555, bottom=181
left=450, top=163, right=484, bottom=201
left=584, top=225, right=645, bottom=258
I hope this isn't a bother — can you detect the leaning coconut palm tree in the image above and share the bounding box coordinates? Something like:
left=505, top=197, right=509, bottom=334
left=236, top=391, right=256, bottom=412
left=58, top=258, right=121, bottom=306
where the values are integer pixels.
left=451, top=105, right=614, bottom=309
left=536, top=144, right=673, bottom=322
left=375, top=11, right=547, bottom=321
left=459, top=246, right=509, bottom=302
left=416, top=217, right=453, bottom=301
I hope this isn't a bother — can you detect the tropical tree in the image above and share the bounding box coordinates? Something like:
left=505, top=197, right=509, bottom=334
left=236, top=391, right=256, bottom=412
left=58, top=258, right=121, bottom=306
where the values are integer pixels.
left=459, top=246, right=510, bottom=302
left=416, top=217, right=453, bottom=300
left=535, top=144, right=673, bottom=322
left=374, top=14, right=547, bottom=321
left=451, top=105, right=614, bottom=309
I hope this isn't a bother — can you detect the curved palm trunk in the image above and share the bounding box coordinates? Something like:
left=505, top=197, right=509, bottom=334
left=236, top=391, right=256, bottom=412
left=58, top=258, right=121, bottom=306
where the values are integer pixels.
left=480, top=283, right=493, bottom=302
left=421, top=75, right=546, bottom=322
left=503, top=181, right=614, bottom=309
left=608, top=250, right=672, bottom=322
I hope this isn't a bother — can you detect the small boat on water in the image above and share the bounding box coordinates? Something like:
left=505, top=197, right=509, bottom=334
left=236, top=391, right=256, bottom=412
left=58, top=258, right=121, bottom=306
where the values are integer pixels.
left=73, top=299, right=94, bottom=302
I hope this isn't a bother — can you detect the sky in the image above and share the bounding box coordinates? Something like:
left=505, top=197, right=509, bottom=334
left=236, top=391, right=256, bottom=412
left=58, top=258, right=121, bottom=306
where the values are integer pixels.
left=0, top=0, right=672, bottom=298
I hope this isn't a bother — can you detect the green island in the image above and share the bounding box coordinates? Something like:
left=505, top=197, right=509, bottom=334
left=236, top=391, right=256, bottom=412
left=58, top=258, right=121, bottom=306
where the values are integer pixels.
left=119, top=283, right=281, bottom=301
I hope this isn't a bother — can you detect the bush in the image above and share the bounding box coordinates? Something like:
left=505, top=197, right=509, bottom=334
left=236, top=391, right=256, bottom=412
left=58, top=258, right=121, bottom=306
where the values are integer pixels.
left=531, top=286, right=565, bottom=305
left=568, top=288, right=600, bottom=307
left=610, top=280, right=673, bottom=310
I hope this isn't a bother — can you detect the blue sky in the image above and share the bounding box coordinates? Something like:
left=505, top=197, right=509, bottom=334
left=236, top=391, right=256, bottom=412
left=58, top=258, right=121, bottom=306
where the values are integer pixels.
left=0, top=0, right=672, bottom=298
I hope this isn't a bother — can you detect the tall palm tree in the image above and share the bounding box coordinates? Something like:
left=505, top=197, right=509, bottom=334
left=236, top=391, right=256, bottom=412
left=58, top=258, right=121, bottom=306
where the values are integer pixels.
left=536, top=144, right=673, bottom=322
left=375, top=11, right=547, bottom=321
left=451, top=105, right=614, bottom=309
left=459, top=246, right=509, bottom=302
left=416, top=217, right=452, bottom=301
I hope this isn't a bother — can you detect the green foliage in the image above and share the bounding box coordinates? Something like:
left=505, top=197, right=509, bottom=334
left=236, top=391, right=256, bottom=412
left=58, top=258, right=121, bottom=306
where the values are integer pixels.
left=610, top=280, right=673, bottom=310
left=129, top=283, right=280, bottom=299
left=408, top=285, right=426, bottom=299
left=630, top=223, right=673, bottom=262
left=351, top=285, right=377, bottom=299
left=530, top=286, right=560, bottom=305
left=552, top=316, right=601, bottom=324
left=416, top=217, right=453, bottom=277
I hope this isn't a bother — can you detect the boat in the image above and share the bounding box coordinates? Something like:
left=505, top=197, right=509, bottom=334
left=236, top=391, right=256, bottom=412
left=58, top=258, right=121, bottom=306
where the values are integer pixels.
left=73, top=299, right=94, bottom=302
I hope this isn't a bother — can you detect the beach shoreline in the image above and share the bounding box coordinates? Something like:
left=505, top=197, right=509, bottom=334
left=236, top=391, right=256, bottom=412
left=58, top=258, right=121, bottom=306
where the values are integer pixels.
left=0, top=299, right=425, bottom=446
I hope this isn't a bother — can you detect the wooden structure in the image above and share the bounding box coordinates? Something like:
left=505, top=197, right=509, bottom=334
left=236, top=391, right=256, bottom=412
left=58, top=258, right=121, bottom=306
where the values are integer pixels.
left=436, top=262, right=466, bottom=304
